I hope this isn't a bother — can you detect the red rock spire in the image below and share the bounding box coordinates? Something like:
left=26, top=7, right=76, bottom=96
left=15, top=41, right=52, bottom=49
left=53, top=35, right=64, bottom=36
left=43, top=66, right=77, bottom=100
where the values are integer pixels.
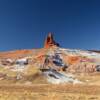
left=44, top=32, right=59, bottom=48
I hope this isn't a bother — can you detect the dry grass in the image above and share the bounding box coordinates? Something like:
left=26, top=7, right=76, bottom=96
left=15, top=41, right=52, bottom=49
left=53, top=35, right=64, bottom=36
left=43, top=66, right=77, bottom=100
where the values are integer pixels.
left=24, top=65, right=40, bottom=76
left=76, top=72, right=100, bottom=86
left=0, top=84, right=99, bottom=100
left=0, top=91, right=99, bottom=100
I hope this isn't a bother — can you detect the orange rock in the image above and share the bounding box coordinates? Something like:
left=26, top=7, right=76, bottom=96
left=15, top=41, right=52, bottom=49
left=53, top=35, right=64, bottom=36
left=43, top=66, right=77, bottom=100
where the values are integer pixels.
left=44, top=32, right=59, bottom=48
left=67, top=56, right=80, bottom=65
left=0, top=49, right=33, bottom=59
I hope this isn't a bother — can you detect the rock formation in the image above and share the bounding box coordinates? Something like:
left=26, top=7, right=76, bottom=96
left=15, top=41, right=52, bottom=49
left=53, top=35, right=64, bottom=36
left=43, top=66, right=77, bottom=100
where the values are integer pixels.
left=0, top=33, right=100, bottom=73
left=44, top=32, right=59, bottom=48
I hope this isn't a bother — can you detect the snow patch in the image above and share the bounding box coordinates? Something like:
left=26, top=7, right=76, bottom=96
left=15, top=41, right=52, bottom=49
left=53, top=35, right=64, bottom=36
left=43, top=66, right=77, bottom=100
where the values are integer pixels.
left=43, top=69, right=83, bottom=84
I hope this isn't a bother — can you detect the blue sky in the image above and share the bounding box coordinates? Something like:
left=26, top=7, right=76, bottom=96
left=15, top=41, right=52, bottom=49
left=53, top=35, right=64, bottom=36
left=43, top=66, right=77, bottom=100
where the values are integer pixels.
left=0, top=0, right=100, bottom=51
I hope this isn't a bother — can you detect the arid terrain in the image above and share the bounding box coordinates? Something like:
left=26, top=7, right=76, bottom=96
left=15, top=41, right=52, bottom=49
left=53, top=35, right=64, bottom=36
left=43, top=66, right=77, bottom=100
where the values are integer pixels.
left=0, top=33, right=100, bottom=100
left=0, top=82, right=100, bottom=100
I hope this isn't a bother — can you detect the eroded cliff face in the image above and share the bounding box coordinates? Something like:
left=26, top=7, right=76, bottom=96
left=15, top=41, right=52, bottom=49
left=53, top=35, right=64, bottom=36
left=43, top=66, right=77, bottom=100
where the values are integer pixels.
left=44, top=32, right=59, bottom=48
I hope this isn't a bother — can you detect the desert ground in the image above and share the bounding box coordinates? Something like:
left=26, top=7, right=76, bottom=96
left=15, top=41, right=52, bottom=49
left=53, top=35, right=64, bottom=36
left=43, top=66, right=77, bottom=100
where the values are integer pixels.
left=0, top=84, right=100, bottom=100
left=0, top=72, right=99, bottom=100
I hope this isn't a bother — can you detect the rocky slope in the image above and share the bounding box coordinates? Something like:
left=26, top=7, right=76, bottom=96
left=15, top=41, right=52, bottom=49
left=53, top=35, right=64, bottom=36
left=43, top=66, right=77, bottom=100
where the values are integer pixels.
left=0, top=33, right=100, bottom=84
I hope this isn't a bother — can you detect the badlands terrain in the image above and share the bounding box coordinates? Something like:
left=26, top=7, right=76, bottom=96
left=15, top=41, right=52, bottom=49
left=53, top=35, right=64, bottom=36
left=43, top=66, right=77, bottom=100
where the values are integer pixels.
left=0, top=33, right=100, bottom=100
